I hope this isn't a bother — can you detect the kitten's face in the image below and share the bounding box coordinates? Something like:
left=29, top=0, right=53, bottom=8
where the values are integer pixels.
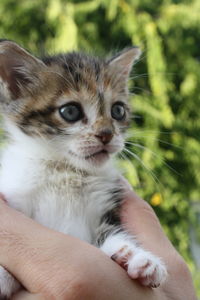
left=48, top=87, right=129, bottom=170
left=0, top=41, right=140, bottom=171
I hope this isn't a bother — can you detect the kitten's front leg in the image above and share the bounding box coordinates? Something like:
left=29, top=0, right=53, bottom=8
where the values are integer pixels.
left=0, top=266, right=21, bottom=299
left=100, top=232, right=167, bottom=288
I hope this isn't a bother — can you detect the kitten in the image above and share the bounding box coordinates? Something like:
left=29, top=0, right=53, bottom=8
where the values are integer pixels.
left=0, top=40, right=167, bottom=298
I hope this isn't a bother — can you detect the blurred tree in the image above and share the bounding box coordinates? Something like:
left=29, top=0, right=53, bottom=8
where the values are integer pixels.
left=0, top=0, right=199, bottom=296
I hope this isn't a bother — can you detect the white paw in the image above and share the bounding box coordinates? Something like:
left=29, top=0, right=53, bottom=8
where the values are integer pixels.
left=101, top=233, right=167, bottom=288
left=0, top=266, right=20, bottom=298
left=127, top=249, right=167, bottom=287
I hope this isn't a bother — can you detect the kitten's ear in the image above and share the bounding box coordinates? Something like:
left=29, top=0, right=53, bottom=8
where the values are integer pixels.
left=0, top=40, right=45, bottom=100
left=107, top=47, right=141, bottom=79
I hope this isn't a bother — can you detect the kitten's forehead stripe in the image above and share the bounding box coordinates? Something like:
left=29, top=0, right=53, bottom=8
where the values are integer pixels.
left=93, top=60, right=101, bottom=81
left=98, top=91, right=105, bottom=115
left=43, top=52, right=105, bottom=95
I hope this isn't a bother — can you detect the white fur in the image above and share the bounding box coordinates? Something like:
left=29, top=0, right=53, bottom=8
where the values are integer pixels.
left=0, top=121, right=122, bottom=297
left=0, top=267, right=20, bottom=298
left=0, top=124, right=119, bottom=238
left=0, top=119, right=167, bottom=297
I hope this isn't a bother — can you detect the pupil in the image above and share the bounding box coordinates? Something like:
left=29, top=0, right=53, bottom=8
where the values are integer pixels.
left=68, top=107, right=76, bottom=115
left=116, top=106, right=121, bottom=115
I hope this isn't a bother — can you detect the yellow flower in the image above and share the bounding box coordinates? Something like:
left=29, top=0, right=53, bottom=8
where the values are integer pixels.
left=150, top=193, right=163, bottom=206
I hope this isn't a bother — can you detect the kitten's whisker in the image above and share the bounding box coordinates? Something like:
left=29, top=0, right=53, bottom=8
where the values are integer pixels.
left=130, top=115, right=142, bottom=119
left=123, top=147, right=161, bottom=187
left=129, top=87, right=151, bottom=95
left=127, top=135, right=182, bottom=149
left=119, top=152, right=140, bottom=182
left=125, top=130, right=182, bottom=149
left=129, top=73, right=149, bottom=80
left=125, top=141, right=181, bottom=176
left=129, top=71, right=175, bottom=81
left=126, top=129, right=174, bottom=135
left=119, top=152, right=133, bottom=165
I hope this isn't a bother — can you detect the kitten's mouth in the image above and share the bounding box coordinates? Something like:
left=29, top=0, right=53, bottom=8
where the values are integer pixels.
left=85, top=149, right=109, bottom=162
left=68, top=148, right=112, bottom=165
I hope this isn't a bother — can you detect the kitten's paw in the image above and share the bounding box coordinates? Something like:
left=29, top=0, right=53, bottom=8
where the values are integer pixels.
left=127, top=250, right=167, bottom=288
left=0, top=266, right=21, bottom=299
left=101, top=233, right=167, bottom=287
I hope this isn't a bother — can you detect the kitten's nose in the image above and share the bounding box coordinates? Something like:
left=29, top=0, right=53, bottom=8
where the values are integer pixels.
left=95, top=129, right=113, bottom=145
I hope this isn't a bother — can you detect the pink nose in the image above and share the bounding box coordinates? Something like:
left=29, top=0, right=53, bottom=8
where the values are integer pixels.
left=95, top=129, right=113, bottom=145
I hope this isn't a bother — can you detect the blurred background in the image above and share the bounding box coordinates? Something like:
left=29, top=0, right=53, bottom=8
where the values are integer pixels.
left=0, top=0, right=199, bottom=296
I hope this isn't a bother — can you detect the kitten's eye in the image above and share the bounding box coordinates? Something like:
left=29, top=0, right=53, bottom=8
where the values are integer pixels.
left=111, top=102, right=125, bottom=121
left=59, top=102, right=83, bottom=122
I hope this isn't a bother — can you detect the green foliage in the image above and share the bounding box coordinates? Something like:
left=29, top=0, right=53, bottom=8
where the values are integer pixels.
left=0, top=0, right=199, bottom=296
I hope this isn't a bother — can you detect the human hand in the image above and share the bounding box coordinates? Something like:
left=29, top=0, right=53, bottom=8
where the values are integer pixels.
left=0, top=188, right=197, bottom=300
left=120, top=181, right=197, bottom=300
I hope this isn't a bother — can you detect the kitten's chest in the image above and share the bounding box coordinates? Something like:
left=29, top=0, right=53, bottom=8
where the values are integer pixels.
left=0, top=153, right=119, bottom=243
left=32, top=172, right=117, bottom=242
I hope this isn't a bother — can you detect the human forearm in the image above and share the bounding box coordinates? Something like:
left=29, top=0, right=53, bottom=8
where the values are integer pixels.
left=121, top=188, right=197, bottom=300
left=0, top=199, right=169, bottom=300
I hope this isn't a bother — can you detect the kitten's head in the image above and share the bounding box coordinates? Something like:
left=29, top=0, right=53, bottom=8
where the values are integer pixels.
left=0, top=40, right=140, bottom=171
